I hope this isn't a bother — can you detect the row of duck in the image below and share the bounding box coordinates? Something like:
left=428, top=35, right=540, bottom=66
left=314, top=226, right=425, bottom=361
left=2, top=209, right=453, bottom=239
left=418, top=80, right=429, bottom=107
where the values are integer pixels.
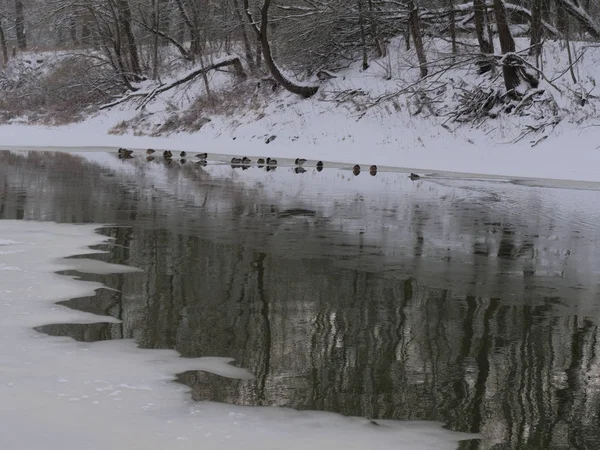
left=116, top=148, right=421, bottom=179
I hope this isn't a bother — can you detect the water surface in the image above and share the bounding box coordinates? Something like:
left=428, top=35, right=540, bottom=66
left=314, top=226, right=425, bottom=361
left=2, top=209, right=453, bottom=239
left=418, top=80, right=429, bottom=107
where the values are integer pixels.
left=2, top=150, right=600, bottom=449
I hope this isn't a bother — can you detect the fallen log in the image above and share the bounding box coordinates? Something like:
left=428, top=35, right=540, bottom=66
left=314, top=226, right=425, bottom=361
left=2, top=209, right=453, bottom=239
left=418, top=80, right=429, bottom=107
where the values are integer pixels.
left=100, top=56, right=246, bottom=110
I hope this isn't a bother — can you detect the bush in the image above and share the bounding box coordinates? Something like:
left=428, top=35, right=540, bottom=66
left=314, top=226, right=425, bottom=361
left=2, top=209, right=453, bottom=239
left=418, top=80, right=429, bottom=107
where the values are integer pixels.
left=0, top=54, right=119, bottom=124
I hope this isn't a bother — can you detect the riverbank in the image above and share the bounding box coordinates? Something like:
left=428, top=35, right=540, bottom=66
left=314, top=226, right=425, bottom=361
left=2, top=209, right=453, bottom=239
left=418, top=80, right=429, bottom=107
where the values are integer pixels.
left=1, top=38, right=600, bottom=183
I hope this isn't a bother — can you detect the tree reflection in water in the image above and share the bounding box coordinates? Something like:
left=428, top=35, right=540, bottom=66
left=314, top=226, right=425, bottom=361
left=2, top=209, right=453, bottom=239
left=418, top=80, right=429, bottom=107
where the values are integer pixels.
left=2, top=150, right=600, bottom=449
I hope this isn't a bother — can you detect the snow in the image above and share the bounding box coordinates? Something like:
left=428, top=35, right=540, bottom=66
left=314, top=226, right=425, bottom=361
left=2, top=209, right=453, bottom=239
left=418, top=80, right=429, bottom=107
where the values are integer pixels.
left=2, top=38, right=600, bottom=182
left=2, top=107, right=600, bottom=184
left=0, top=220, right=477, bottom=449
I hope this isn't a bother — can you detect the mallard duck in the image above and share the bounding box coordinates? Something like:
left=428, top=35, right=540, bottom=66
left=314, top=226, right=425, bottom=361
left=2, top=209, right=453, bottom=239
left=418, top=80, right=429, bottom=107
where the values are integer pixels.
left=294, top=167, right=307, bottom=174
left=409, top=172, right=421, bottom=180
left=316, top=161, right=323, bottom=168
left=295, top=158, right=307, bottom=165
left=196, top=152, right=208, bottom=159
left=257, top=158, right=266, bottom=167
left=231, top=157, right=242, bottom=164
left=118, top=148, right=133, bottom=156
left=180, top=151, right=187, bottom=157
left=266, top=157, right=278, bottom=166
left=352, top=164, right=361, bottom=176
left=241, top=157, right=251, bottom=165
left=163, top=150, right=173, bottom=158
left=146, top=149, right=155, bottom=155
left=369, top=165, right=377, bottom=176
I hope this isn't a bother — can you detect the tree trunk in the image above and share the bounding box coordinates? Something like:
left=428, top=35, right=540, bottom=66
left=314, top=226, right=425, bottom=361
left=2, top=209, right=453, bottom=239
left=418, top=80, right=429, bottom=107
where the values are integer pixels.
left=408, top=0, right=428, bottom=78
left=69, top=15, right=79, bottom=47
left=530, top=0, right=542, bottom=57
left=448, top=0, right=458, bottom=54
left=174, top=0, right=202, bottom=57
left=474, top=0, right=493, bottom=72
left=493, top=0, right=519, bottom=93
left=244, top=0, right=318, bottom=98
left=232, top=0, right=255, bottom=72
left=0, top=23, right=8, bottom=66
left=152, top=0, right=160, bottom=79
left=368, top=0, right=385, bottom=57
left=358, top=0, right=369, bottom=70
left=14, top=0, right=26, bottom=51
left=116, top=0, right=142, bottom=78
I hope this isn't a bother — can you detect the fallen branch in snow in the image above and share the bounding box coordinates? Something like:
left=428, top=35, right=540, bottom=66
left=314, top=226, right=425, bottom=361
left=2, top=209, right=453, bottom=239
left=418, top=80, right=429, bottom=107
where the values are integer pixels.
left=555, top=0, right=600, bottom=39
left=99, top=57, right=246, bottom=110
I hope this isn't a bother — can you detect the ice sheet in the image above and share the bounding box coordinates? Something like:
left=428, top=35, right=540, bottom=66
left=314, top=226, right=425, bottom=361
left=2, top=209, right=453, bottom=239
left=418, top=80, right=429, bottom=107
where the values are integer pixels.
left=0, top=220, right=477, bottom=449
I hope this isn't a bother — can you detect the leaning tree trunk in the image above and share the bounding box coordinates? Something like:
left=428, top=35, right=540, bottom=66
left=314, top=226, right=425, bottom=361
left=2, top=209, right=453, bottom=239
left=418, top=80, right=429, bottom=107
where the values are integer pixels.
left=555, top=0, right=600, bottom=39
left=14, top=0, right=26, bottom=51
left=408, top=0, right=428, bottom=78
left=493, top=0, right=520, bottom=93
left=244, top=0, right=318, bottom=98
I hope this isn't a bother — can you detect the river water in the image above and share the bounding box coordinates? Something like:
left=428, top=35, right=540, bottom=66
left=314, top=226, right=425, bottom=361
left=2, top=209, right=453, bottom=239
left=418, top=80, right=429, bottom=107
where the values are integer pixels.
left=1, top=150, right=600, bottom=449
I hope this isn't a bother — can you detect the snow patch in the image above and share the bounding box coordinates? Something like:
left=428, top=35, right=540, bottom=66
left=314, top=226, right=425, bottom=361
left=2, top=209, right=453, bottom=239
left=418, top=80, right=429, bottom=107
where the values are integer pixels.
left=0, top=220, right=477, bottom=449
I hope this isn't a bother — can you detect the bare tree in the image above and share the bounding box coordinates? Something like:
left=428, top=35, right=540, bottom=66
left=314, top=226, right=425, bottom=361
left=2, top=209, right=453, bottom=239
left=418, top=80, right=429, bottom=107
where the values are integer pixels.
left=493, top=0, right=519, bottom=93
left=243, top=0, right=318, bottom=98
left=15, top=0, right=26, bottom=50
left=408, top=0, right=427, bottom=78
left=473, top=0, right=493, bottom=72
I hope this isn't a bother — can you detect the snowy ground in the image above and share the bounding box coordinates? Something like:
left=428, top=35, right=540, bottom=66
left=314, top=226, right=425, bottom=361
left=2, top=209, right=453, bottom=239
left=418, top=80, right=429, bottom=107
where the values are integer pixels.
left=2, top=38, right=600, bottom=183
left=0, top=220, right=476, bottom=449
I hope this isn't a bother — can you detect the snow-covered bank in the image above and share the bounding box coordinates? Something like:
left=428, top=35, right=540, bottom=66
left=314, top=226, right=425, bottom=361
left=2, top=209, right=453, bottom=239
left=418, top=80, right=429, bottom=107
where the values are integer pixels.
left=2, top=38, right=600, bottom=183
left=0, top=220, right=477, bottom=449
left=1, top=116, right=600, bottom=184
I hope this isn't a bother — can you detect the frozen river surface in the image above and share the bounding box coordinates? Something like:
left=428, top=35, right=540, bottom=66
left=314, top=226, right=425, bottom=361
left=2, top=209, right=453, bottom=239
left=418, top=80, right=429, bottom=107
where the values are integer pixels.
left=2, top=150, right=600, bottom=449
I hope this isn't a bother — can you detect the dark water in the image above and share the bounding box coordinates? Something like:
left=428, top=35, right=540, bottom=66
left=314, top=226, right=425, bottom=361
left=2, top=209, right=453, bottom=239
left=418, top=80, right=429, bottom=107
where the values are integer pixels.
left=2, top=150, right=600, bottom=449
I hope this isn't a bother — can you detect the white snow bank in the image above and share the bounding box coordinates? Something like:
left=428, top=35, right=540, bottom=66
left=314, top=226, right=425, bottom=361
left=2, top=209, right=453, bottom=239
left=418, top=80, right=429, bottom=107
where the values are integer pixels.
left=3, top=36, right=600, bottom=183
left=0, top=220, right=477, bottom=449
left=1, top=117, right=600, bottom=184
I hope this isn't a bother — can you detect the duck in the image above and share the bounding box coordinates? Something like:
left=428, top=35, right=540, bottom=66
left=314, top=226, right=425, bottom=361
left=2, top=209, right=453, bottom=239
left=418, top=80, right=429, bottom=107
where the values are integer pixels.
left=163, top=150, right=173, bottom=158
left=257, top=158, right=266, bottom=167
left=180, top=151, right=187, bottom=157
left=352, top=164, right=361, bottom=176
left=409, top=172, right=421, bottom=180
left=196, top=152, right=208, bottom=159
left=316, top=161, right=324, bottom=169
left=295, top=158, right=307, bottom=165
left=118, top=148, right=133, bottom=156
left=146, top=149, right=155, bottom=155
left=369, top=165, right=378, bottom=176
left=294, top=167, right=307, bottom=174
left=241, top=157, right=252, bottom=165
left=231, top=157, right=242, bottom=164
left=266, top=157, right=278, bottom=166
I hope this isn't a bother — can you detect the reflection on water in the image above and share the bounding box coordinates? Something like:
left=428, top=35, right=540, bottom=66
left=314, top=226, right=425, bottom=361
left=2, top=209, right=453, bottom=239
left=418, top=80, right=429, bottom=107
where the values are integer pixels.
left=2, top=150, right=600, bottom=449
